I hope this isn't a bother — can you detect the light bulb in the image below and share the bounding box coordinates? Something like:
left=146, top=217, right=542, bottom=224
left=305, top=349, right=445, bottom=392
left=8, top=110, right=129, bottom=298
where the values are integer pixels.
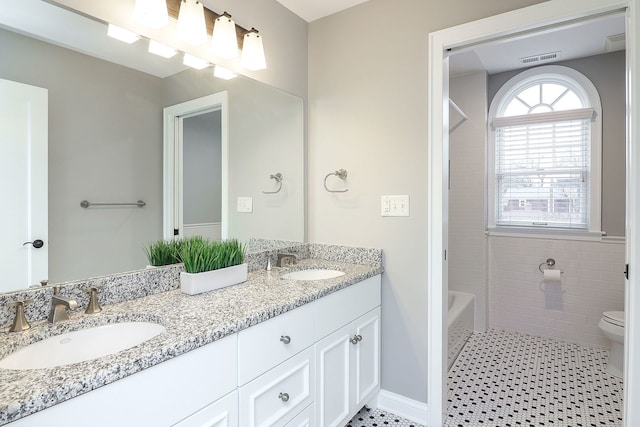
left=211, top=13, right=238, bottom=59
left=107, top=24, right=140, bottom=44
left=177, top=0, right=208, bottom=46
left=241, top=29, right=266, bottom=71
left=133, top=0, right=168, bottom=29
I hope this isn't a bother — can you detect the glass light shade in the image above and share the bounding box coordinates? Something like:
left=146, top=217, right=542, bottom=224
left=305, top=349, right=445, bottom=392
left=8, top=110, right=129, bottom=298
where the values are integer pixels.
left=183, top=54, right=209, bottom=70
left=107, top=24, right=140, bottom=44
left=211, top=14, right=238, bottom=59
left=133, top=0, right=168, bottom=29
left=241, top=31, right=266, bottom=71
left=176, top=0, right=208, bottom=46
left=214, top=65, right=237, bottom=80
left=148, top=40, right=177, bottom=58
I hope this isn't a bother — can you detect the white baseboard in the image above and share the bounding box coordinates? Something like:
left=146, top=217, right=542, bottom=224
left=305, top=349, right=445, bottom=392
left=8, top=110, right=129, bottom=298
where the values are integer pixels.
left=374, top=389, right=429, bottom=425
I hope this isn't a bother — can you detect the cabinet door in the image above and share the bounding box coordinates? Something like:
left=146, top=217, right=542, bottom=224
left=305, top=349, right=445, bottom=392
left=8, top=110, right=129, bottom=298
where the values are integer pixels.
left=173, top=390, right=238, bottom=427
left=351, top=308, right=381, bottom=410
left=314, top=323, right=352, bottom=427
left=284, top=404, right=314, bottom=427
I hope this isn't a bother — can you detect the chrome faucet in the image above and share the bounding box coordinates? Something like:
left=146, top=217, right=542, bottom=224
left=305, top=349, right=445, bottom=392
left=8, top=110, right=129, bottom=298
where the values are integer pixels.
left=48, top=285, right=78, bottom=324
left=276, top=253, right=298, bottom=267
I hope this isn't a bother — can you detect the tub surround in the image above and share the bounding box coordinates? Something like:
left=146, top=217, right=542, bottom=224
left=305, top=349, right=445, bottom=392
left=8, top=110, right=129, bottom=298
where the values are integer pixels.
left=0, top=242, right=383, bottom=425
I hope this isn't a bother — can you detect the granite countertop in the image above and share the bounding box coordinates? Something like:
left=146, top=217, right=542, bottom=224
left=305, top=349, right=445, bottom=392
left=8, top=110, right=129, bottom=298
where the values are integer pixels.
left=0, top=258, right=383, bottom=425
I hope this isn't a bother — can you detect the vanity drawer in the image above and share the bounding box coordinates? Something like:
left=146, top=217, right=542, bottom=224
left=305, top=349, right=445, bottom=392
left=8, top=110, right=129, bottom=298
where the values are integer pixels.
left=314, top=275, right=381, bottom=340
left=239, top=346, right=314, bottom=427
left=238, top=302, right=314, bottom=385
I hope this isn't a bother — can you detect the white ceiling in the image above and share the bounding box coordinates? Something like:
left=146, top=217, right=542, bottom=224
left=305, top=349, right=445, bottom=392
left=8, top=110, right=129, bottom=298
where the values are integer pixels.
left=450, top=12, right=626, bottom=76
left=275, top=0, right=370, bottom=22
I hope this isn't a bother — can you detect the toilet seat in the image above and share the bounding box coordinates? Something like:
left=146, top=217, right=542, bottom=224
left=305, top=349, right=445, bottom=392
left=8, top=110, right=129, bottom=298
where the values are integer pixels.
left=603, top=311, right=625, bottom=327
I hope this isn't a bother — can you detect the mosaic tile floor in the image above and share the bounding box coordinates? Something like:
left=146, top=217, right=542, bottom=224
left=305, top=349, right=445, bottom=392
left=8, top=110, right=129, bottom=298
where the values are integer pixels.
left=346, top=407, right=424, bottom=427
left=445, top=329, right=624, bottom=426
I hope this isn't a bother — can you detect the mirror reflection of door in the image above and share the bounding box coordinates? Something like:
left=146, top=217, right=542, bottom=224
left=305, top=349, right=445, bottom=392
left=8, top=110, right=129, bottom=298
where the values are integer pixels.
left=0, top=78, right=48, bottom=291
left=180, top=110, right=222, bottom=240
left=163, top=91, right=228, bottom=241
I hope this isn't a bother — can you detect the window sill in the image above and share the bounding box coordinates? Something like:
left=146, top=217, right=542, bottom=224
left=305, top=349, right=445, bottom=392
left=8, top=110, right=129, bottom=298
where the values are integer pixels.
left=485, top=226, right=605, bottom=242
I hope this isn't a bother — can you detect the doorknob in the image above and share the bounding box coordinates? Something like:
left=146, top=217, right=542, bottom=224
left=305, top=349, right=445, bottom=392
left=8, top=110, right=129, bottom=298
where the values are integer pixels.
left=23, top=239, right=44, bottom=249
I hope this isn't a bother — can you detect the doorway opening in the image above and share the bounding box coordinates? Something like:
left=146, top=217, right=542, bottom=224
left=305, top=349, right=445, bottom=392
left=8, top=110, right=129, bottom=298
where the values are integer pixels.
left=427, top=1, right=638, bottom=426
left=163, top=91, right=229, bottom=241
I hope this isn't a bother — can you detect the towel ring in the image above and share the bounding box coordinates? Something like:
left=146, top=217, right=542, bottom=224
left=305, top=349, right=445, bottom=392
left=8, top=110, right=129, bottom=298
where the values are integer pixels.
left=324, top=169, right=349, bottom=193
left=262, top=173, right=283, bottom=194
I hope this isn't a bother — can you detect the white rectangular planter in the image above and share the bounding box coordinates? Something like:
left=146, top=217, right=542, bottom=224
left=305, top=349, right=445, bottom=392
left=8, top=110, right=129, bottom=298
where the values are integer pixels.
left=180, top=263, right=248, bottom=295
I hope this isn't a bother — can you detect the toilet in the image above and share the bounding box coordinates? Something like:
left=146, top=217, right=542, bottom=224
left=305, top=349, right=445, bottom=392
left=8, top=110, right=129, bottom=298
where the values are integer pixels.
left=598, top=311, right=625, bottom=378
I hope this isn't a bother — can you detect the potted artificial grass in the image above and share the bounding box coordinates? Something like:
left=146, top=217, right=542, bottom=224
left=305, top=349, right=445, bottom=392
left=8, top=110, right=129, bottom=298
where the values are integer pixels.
left=178, top=237, right=247, bottom=295
left=144, top=239, right=184, bottom=267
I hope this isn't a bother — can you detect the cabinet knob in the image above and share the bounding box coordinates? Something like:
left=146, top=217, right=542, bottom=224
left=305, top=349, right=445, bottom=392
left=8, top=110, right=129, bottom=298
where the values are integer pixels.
left=350, top=335, right=359, bottom=345
left=356, top=334, right=363, bottom=342
left=280, top=335, right=291, bottom=344
left=278, top=392, right=290, bottom=402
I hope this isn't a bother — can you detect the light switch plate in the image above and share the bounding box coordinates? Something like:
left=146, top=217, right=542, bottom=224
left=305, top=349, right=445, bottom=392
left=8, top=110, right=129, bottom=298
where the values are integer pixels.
left=381, top=195, right=410, bottom=217
left=237, top=196, right=253, bottom=213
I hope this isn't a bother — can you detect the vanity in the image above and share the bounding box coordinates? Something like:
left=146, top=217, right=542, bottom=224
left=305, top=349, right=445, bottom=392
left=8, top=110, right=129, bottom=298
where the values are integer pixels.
left=0, top=244, right=383, bottom=426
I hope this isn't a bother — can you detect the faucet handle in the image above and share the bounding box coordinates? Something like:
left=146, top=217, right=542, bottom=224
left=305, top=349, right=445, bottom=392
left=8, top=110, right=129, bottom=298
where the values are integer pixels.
left=8, top=299, right=33, bottom=332
left=84, top=286, right=103, bottom=314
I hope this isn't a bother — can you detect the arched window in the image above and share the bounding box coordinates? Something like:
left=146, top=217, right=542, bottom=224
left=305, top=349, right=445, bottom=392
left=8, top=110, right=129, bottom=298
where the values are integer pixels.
left=487, top=65, right=602, bottom=234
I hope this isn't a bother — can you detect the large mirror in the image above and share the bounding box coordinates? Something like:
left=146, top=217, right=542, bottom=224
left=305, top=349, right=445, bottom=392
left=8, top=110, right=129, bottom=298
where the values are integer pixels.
left=0, top=0, right=304, bottom=290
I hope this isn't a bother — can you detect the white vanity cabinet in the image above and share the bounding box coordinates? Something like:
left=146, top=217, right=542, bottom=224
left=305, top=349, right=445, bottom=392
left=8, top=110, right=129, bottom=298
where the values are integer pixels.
left=284, top=404, right=315, bottom=427
left=173, top=390, right=238, bottom=427
left=8, top=274, right=381, bottom=427
left=239, top=347, right=315, bottom=426
left=10, top=334, right=238, bottom=427
left=314, top=277, right=381, bottom=427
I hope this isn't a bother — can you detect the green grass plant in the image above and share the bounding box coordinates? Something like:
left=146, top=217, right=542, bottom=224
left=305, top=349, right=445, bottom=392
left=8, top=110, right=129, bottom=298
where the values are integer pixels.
left=180, top=237, right=245, bottom=274
left=144, top=239, right=184, bottom=267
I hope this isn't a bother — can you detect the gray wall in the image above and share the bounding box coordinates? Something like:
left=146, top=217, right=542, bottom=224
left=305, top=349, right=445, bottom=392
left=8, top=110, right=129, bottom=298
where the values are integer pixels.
left=308, top=0, right=548, bottom=403
left=183, top=111, right=222, bottom=225
left=487, top=51, right=627, bottom=237
left=0, top=28, right=164, bottom=282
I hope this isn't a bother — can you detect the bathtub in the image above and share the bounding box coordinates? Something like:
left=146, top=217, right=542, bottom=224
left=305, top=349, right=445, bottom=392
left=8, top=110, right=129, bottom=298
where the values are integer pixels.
left=447, top=291, right=475, bottom=370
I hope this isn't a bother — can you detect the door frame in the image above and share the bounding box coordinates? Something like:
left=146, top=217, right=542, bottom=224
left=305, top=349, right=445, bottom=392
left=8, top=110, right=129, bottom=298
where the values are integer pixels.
left=163, top=91, right=229, bottom=241
left=427, top=0, right=638, bottom=425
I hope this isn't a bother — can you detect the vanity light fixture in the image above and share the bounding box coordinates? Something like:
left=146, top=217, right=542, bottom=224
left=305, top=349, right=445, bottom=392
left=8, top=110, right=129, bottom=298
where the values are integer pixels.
left=176, top=0, right=207, bottom=46
left=211, top=12, right=238, bottom=59
left=240, top=28, right=266, bottom=71
left=183, top=53, right=209, bottom=70
left=148, top=40, right=178, bottom=58
left=133, top=0, right=169, bottom=29
left=213, top=65, right=237, bottom=80
left=107, top=24, right=140, bottom=44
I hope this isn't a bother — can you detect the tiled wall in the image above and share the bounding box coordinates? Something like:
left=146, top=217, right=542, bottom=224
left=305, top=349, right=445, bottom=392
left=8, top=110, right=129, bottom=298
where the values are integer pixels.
left=489, top=236, right=625, bottom=348
left=449, top=71, right=488, bottom=330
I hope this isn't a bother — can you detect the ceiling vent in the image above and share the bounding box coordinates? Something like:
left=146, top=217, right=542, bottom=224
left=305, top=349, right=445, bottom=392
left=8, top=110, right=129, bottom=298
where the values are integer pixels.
left=606, top=33, right=626, bottom=52
left=518, top=51, right=560, bottom=66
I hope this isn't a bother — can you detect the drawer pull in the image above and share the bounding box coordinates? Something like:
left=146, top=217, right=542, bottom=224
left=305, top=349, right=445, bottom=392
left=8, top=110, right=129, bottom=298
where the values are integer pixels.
left=280, top=335, right=291, bottom=344
left=278, top=392, right=290, bottom=402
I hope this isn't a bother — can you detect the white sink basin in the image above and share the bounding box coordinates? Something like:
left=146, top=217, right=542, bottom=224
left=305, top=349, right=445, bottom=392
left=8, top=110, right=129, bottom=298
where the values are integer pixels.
left=281, top=269, right=345, bottom=281
left=0, top=322, right=165, bottom=370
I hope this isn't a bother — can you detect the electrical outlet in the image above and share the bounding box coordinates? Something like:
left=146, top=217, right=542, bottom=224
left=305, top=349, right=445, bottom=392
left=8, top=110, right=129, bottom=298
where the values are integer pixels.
left=381, top=195, right=410, bottom=217
left=237, top=196, right=253, bottom=213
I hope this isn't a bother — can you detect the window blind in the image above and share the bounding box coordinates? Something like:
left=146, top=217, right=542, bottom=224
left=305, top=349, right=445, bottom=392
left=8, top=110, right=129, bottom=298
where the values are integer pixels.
left=493, top=111, right=592, bottom=229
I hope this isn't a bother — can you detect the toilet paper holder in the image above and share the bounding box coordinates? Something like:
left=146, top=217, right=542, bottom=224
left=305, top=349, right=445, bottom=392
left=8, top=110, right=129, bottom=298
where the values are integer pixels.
left=538, top=258, right=563, bottom=274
